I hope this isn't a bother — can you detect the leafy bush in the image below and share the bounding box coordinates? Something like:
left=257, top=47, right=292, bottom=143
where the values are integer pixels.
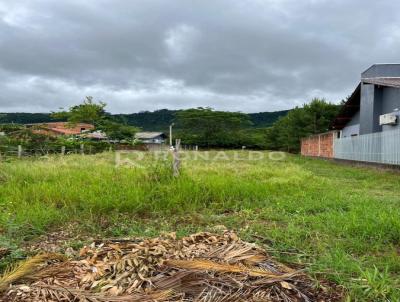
left=266, top=98, right=340, bottom=152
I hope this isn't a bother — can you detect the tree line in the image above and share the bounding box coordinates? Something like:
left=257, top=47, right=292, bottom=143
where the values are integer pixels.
left=0, top=97, right=340, bottom=153
left=175, top=99, right=340, bottom=151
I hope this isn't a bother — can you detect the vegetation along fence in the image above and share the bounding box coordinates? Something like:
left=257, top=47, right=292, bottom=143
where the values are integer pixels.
left=0, top=143, right=112, bottom=159
left=334, top=128, right=400, bottom=165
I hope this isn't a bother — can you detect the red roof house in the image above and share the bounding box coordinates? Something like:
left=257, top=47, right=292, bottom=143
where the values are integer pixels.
left=26, top=122, right=95, bottom=136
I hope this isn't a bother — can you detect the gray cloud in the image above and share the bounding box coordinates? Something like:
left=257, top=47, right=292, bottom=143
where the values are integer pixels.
left=1, top=0, right=400, bottom=113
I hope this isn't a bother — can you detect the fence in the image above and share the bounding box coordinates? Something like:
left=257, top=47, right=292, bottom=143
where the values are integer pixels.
left=0, top=143, right=199, bottom=160
left=334, top=128, right=400, bottom=165
left=0, top=144, right=112, bottom=159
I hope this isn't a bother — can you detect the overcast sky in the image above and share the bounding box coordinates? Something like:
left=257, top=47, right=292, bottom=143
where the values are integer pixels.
left=1, top=0, right=400, bottom=113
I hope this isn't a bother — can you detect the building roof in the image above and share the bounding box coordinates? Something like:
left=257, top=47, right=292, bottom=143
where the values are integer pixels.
left=50, top=128, right=83, bottom=135
left=135, top=132, right=166, bottom=139
left=362, top=77, right=400, bottom=88
left=26, top=122, right=95, bottom=136
left=361, top=64, right=400, bottom=78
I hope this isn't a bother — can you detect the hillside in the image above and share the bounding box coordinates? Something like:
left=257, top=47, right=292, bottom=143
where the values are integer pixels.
left=0, top=113, right=61, bottom=124
left=249, top=110, right=289, bottom=127
left=115, top=109, right=177, bottom=131
left=0, top=109, right=288, bottom=131
left=116, top=109, right=288, bottom=131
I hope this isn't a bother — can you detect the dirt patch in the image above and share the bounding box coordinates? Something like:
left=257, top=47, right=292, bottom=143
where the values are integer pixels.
left=1, top=231, right=343, bottom=301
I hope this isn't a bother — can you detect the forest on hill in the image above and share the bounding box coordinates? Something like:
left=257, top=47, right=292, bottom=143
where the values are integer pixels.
left=0, top=109, right=289, bottom=131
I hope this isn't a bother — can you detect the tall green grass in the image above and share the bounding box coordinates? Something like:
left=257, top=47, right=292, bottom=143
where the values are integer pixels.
left=0, top=151, right=399, bottom=300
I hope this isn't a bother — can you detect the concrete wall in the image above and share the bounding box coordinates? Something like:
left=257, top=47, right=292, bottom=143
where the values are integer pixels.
left=301, top=132, right=337, bottom=158
left=381, top=87, right=400, bottom=113
left=356, top=85, right=400, bottom=134
left=380, top=87, right=400, bottom=132
left=342, top=124, right=360, bottom=137
left=342, top=111, right=360, bottom=137
left=359, top=83, right=382, bottom=135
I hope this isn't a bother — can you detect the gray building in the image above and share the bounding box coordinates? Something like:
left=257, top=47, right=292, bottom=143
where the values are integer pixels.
left=135, top=132, right=167, bottom=144
left=332, top=64, right=400, bottom=137
left=331, top=64, right=400, bottom=165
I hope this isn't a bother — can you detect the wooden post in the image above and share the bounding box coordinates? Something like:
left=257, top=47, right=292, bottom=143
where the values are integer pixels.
left=61, top=146, right=66, bottom=156
left=80, top=144, right=84, bottom=155
left=172, top=139, right=181, bottom=177
left=18, top=145, right=22, bottom=158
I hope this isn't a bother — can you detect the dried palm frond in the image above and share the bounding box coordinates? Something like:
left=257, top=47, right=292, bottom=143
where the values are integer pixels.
left=31, top=284, right=174, bottom=302
left=0, top=253, right=66, bottom=292
left=194, top=288, right=248, bottom=302
left=1, top=231, right=342, bottom=302
left=165, top=259, right=299, bottom=279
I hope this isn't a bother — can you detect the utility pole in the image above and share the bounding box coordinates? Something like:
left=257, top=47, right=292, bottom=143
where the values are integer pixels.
left=169, top=123, right=175, bottom=147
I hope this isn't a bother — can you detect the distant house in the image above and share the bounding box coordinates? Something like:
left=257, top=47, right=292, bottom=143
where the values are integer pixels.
left=135, top=132, right=167, bottom=144
left=25, top=122, right=95, bottom=137
left=302, top=64, right=400, bottom=165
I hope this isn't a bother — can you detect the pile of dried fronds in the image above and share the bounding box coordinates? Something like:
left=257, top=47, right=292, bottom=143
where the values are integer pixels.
left=0, top=231, right=341, bottom=301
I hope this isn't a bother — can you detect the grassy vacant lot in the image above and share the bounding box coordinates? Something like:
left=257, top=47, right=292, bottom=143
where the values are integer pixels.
left=0, top=151, right=399, bottom=301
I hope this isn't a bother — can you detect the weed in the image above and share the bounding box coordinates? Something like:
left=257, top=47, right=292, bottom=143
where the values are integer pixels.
left=0, top=152, right=399, bottom=300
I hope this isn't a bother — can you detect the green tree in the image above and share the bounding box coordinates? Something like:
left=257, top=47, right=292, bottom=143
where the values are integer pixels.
left=175, top=107, right=252, bottom=148
left=97, top=119, right=137, bottom=141
left=51, top=97, right=137, bottom=140
left=266, top=98, right=340, bottom=152
left=51, top=96, right=106, bottom=126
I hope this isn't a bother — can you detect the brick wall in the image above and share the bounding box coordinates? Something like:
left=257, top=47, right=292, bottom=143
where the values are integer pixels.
left=301, top=131, right=337, bottom=158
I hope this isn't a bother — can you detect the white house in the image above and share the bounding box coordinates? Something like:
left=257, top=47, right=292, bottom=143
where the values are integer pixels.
left=135, top=132, right=167, bottom=144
